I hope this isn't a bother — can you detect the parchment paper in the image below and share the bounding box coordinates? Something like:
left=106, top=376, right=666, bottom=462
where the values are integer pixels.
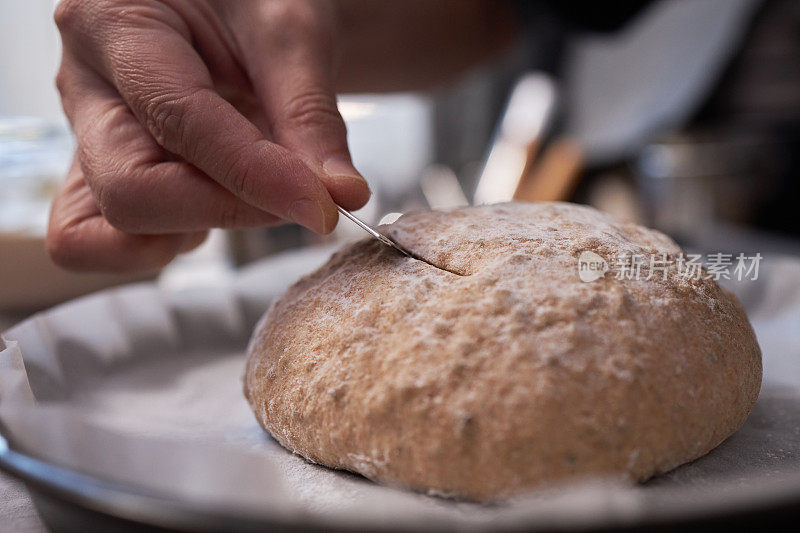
left=1, top=246, right=799, bottom=530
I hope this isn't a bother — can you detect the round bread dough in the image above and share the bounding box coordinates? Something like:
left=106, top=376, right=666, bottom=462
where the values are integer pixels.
left=244, top=202, right=761, bottom=500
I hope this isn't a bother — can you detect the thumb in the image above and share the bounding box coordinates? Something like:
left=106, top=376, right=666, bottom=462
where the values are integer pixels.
left=233, top=2, right=371, bottom=211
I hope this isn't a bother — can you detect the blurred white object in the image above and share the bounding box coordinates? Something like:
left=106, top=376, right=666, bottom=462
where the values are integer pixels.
left=564, top=0, right=760, bottom=166
left=0, top=117, right=155, bottom=312
left=378, top=212, right=403, bottom=226
left=0, top=117, right=73, bottom=235
left=339, top=94, right=433, bottom=202
left=474, top=73, right=557, bottom=204
left=158, top=230, right=236, bottom=291
left=0, top=0, right=63, bottom=121
left=420, top=165, right=468, bottom=210
left=330, top=94, right=434, bottom=243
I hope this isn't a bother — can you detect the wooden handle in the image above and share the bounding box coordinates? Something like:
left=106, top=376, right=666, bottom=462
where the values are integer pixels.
left=513, top=138, right=584, bottom=202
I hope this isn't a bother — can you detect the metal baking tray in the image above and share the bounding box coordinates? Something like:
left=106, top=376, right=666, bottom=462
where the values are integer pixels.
left=1, top=247, right=799, bottom=532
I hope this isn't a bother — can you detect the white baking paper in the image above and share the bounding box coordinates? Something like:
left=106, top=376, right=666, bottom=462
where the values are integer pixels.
left=1, top=246, right=799, bottom=530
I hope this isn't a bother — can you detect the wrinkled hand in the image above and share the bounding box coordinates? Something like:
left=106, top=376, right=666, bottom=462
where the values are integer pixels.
left=48, top=0, right=369, bottom=272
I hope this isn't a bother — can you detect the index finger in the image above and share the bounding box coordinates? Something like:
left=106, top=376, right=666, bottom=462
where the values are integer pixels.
left=93, top=11, right=339, bottom=233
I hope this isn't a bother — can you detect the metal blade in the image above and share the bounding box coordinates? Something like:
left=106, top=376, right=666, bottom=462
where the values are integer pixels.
left=335, top=206, right=464, bottom=275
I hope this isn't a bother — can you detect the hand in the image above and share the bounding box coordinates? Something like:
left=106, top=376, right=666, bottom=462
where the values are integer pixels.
left=48, top=0, right=370, bottom=272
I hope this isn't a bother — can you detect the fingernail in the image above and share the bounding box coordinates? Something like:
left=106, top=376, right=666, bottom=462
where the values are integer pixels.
left=289, top=199, right=328, bottom=234
left=323, top=157, right=364, bottom=181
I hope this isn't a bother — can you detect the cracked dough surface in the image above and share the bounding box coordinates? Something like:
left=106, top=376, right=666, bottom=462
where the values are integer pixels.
left=244, top=202, right=762, bottom=500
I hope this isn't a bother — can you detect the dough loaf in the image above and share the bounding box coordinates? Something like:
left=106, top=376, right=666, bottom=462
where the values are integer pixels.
left=244, top=202, right=762, bottom=500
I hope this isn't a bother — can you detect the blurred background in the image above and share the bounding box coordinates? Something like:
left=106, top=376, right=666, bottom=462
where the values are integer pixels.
left=1, top=0, right=799, bottom=317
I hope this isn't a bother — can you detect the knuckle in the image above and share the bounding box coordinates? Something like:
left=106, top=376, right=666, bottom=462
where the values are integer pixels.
left=216, top=203, right=245, bottom=229
left=55, top=0, right=118, bottom=34
left=93, top=179, right=141, bottom=234
left=144, top=93, right=186, bottom=147
left=46, top=218, right=96, bottom=272
left=281, top=90, right=343, bottom=130
left=142, top=87, right=205, bottom=153
left=100, top=205, right=138, bottom=234
left=258, top=1, right=336, bottom=56
left=264, top=1, right=322, bottom=38
left=101, top=209, right=136, bottom=234
left=54, top=68, right=69, bottom=97
left=223, top=146, right=261, bottom=201
left=53, top=0, right=84, bottom=32
left=75, top=141, right=110, bottom=187
left=45, top=224, right=74, bottom=269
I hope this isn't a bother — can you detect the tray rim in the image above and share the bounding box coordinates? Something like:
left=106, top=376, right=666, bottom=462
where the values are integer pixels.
left=3, top=250, right=800, bottom=531
left=4, top=424, right=800, bottom=532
